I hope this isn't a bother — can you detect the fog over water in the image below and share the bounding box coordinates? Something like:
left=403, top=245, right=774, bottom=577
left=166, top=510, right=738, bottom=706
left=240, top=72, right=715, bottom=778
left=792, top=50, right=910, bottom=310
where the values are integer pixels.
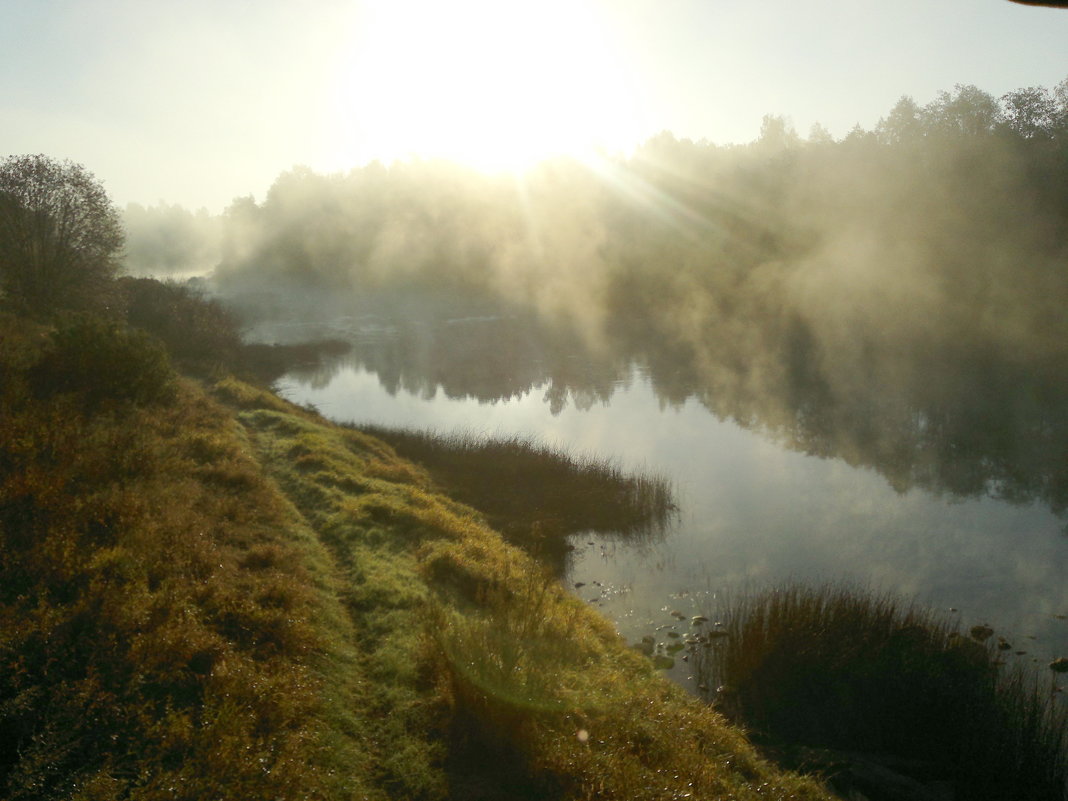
left=142, top=79, right=1068, bottom=687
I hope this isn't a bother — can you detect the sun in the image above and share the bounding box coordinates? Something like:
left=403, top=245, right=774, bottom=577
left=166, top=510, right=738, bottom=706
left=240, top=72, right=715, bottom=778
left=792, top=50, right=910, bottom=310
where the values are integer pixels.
left=330, top=0, right=641, bottom=172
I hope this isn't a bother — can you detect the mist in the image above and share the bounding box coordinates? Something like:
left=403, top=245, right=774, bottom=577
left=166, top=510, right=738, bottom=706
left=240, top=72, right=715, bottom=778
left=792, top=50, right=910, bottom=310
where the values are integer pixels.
left=128, top=78, right=1068, bottom=519
left=123, top=201, right=222, bottom=278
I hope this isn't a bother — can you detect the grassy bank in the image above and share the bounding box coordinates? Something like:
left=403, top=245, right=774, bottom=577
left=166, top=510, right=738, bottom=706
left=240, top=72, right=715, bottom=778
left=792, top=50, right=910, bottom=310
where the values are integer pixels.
left=0, top=312, right=833, bottom=800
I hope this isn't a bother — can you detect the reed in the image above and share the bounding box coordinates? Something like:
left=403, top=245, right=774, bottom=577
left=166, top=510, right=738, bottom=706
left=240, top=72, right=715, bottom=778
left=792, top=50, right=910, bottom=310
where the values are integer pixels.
left=693, top=583, right=1068, bottom=800
left=357, top=425, right=677, bottom=559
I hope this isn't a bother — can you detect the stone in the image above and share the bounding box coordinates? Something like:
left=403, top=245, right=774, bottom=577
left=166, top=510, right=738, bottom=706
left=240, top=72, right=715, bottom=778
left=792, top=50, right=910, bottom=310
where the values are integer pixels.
left=970, top=624, right=995, bottom=642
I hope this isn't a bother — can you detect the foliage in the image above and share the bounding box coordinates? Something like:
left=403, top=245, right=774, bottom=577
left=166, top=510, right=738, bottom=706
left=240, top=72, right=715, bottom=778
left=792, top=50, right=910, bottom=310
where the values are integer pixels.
left=696, top=583, right=1068, bottom=801
left=28, top=314, right=175, bottom=411
left=120, top=276, right=349, bottom=382
left=121, top=276, right=243, bottom=373
left=0, top=155, right=124, bottom=317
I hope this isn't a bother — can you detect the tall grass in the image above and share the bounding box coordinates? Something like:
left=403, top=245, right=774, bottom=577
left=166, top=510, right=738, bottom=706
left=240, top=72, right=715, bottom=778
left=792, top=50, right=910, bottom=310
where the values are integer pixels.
left=358, top=426, right=677, bottom=563
left=428, top=555, right=835, bottom=801
left=0, top=319, right=374, bottom=800
left=693, top=583, right=1068, bottom=801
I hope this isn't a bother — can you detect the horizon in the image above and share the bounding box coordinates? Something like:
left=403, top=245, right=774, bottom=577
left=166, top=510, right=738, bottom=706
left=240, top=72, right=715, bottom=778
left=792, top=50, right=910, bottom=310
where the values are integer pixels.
left=4, top=0, right=1068, bottom=213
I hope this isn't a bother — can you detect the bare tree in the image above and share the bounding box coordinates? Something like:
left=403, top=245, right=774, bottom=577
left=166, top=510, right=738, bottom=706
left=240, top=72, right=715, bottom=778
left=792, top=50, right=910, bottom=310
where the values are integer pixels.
left=0, top=154, right=124, bottom=316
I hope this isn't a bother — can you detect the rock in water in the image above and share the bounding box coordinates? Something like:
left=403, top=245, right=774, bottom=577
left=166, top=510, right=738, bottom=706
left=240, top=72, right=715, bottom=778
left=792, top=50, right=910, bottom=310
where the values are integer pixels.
left=970, top=624, right=995, bottom=642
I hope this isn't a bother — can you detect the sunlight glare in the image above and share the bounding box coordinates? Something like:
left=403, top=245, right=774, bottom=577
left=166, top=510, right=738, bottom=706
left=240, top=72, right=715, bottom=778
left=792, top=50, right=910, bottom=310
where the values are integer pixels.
left=332, top=0, right=640, bottom=172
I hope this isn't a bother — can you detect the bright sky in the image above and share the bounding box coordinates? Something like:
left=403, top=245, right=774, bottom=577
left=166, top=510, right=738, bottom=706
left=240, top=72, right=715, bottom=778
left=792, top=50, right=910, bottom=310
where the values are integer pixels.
left=3, top=0, right=1067, bottom=212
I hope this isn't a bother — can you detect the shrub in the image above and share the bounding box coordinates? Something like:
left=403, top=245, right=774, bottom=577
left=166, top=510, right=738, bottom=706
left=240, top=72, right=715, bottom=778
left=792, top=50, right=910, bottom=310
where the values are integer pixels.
left=29, top=315, right=175, bottom=411
left=121, top=276, right=243, bottom=372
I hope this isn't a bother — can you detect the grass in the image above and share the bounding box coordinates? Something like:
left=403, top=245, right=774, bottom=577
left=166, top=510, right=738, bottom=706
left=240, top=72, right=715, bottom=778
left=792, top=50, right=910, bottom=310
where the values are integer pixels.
left=0, top=309, right=836, bottom=800
left=691, top=582, right=1068, bottom=801
left=358, top=426, right=677, bottom=568
left=0, top=315, right=366, bottom=800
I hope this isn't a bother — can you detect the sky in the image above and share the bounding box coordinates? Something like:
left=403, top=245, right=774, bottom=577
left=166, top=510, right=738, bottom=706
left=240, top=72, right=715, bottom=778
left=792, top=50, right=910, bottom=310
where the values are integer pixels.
left=3, top=0, right=1067, bottom=213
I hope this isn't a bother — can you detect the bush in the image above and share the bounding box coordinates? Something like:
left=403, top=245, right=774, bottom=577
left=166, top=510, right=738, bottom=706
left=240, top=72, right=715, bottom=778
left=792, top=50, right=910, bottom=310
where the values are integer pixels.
left=29, top=315, right=175, bottom=411
left=121, top=276, right=242, bottom=372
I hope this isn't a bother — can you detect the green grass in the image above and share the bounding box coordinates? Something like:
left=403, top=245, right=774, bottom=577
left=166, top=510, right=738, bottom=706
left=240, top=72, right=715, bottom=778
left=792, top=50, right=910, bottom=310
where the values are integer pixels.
left=692, top=582, right=1068, bottom=801
left=358, top=426, right=677, bottom=567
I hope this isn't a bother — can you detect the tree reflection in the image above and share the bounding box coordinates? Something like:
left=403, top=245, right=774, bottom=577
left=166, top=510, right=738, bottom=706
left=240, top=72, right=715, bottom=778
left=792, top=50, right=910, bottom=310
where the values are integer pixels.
left=275, top=291, right=1067, bottom=525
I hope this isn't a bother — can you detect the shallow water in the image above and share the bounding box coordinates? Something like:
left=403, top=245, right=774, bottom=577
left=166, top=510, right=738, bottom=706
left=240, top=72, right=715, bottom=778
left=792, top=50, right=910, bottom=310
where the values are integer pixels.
left=270, top=312, right=1068, bottom=693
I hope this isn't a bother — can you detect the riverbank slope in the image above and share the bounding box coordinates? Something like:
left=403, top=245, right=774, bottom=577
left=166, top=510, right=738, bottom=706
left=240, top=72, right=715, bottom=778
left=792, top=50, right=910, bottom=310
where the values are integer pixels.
left=0, top=314, right=832, bottom=800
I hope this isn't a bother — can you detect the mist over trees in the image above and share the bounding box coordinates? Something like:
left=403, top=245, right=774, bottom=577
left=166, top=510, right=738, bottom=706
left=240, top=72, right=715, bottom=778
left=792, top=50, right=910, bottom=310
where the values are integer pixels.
left=123, top=201, right=221, bottom=277
left=200, top=79, right=1068, bottom=311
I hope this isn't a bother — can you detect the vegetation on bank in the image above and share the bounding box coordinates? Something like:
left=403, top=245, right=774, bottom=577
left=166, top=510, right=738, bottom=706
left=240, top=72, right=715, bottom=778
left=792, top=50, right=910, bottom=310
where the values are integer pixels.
left=359, top=426, right=676, bottom=566
left=120, top=275, right=352, bottom=381
left=694, top=584, right=1068, bottom=801
left=0, top=307, right=833, bottom=799
left=0, top=315, right=348, bottom=799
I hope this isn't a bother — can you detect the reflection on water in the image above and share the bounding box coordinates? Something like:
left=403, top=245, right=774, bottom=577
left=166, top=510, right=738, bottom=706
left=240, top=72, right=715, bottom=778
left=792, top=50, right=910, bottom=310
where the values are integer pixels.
left=269, top=306, right=1068, bottom=685
left=262, top=301, right=1068, bottom=522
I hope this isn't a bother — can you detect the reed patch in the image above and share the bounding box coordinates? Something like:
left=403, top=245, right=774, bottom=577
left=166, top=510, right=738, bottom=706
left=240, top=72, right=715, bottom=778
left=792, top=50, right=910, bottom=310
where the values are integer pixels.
left=358, top=425, right=677, bottom=563
left=693, top=583, right=1068, bottom=801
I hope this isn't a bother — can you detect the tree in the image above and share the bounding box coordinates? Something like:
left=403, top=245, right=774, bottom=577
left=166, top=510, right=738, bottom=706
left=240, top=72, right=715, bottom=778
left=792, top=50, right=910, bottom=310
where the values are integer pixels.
left=0, top=154, right=124, bottom=316
left=876, top=95, right=924, bottom=145
left=756, top=114, right=799, bottom=152
left=1000, top=86, right=1057, bottom=139
left=1052, top=77, right=1068, bottom=135
left=922, top=84, right=1002, bottom=139
left=807, top=123, right=835, bottom=145
left=123, top=201, right=221, bottom=276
